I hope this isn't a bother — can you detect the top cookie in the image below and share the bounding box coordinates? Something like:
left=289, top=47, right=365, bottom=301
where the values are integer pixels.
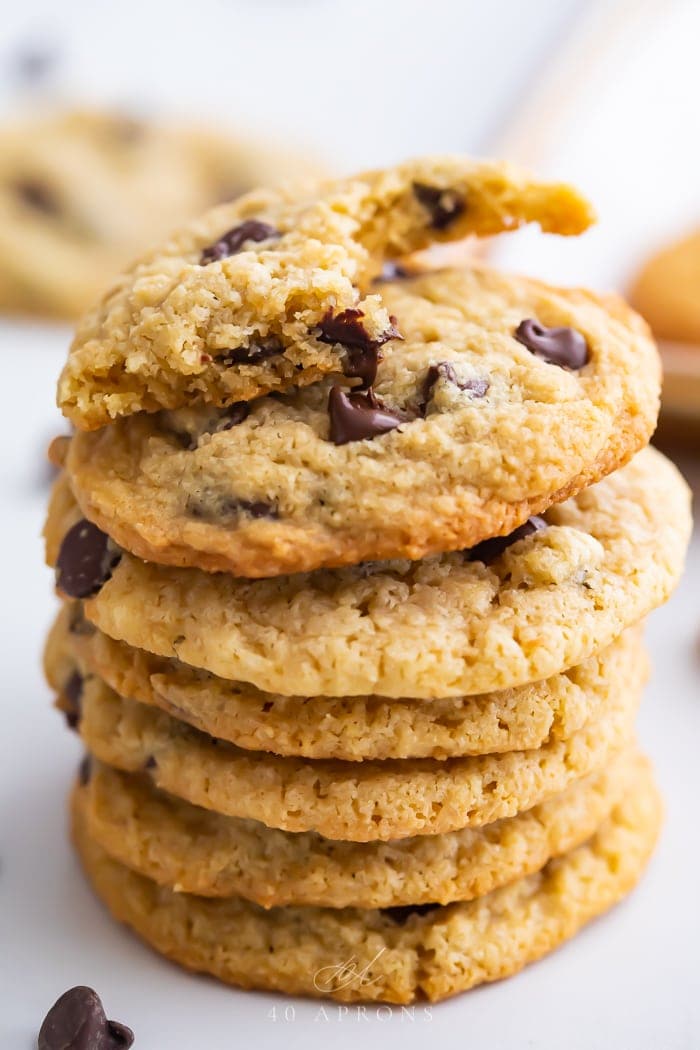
left=629, top=229, right=700, bottom=344
left=57, top=155, right=595, bottom=429
left=0, top=109, right=318, bottom=319
left=63, top=265, right=660, bottom=576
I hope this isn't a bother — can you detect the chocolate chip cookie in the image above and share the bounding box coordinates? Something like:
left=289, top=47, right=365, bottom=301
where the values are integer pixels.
left=0, top=109, right=317, bottom=319
left=57, top=157, right=595, bottom=428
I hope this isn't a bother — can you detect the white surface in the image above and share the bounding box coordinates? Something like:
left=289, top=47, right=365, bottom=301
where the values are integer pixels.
left=0, top=1, right=699, bottom=1047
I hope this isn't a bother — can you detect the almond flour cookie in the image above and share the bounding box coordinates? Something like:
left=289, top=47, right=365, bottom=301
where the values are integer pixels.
left=46, top=447, right=691, bottom=698
left=629, top=229, right=700, bottom=344
left=72, top=770, right=662, bottom=1004
left=72, top=675, right=638, bottom=841
left=77, top=749, right=646, bottom=908
left=57, top=157, right=595, bottom=429
left=46, top=604, right=645, bottom=760
left=0, top=109, right=318, bottom=319
left=62, top=265, right=660, bottom=576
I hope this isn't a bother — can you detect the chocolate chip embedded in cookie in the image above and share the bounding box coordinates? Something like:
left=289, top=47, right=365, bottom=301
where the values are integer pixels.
left=55, top=519, right=121, bottom=598
left=63, top=264, right=660, bottom=577
left=57, top=155, right=595, bottom=428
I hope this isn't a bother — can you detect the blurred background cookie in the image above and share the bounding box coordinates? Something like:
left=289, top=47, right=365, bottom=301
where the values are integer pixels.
left=0, top=109, right=321, bottom=318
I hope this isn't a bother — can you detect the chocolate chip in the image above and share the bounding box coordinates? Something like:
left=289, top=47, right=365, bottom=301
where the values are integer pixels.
left=38, top=985, right=134, bottom=1049
left=319, top=309, right=402, bottom=389
left=78, top=756, right=91, bottom=786
left=327, top=385, right=403, bottom=445
left=220, top=338, right=283, bottom=366
left=216, top=403, right=250, bottom=429
left=200, top=219, right=280, bottom=264
left=421, top=361, right=489, bottom=411
left=186, top=493, right=278, bottom=523
left=373, top=261, right=412, bottom=283
left=13, top=178, right=60, bottom=215
left=68, top=604, right=96, bottom=637
left=467, top=516, right=547, bottom=566
left=62, top=671, right=83, bottom=730
left=56, top=520, right=121, bottom=599
left=514, top=319, right=589, bottom=370
left=412, top=182, right=465, bottom=230
left=381, top=904, right=441, bottom=926
left=144, top=755, right=157, bottom=771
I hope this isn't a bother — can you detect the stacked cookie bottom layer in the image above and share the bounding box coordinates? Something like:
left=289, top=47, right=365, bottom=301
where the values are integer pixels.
left=43, top=474, right=674, bottom=1006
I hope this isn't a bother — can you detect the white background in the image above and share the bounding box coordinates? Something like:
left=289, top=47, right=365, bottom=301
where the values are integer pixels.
left=0, top=1, right=698, bottom=1047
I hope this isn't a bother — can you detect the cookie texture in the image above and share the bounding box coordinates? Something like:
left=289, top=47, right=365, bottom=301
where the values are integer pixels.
left=46, top=604, right=644, bottom=760
left=63, top=265, right=660, bottom=575
left=72, top=674, right=639, bottom=840
left=0, top=109, right=316, bottom=319
left=46, top=448, right=691, bottom=698
left=72, top=770, right=662, bottom=1003
left=57, top=156, right=595, bottom=428
left=629, top=229, right=700, bottom=344
left=77, top=748, right=645, bottom=908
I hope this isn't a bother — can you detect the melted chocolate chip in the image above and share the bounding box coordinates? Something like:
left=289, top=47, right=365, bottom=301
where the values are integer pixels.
left=78, top=756, right=92, bottom=786
left=413, top=182, right=465, bottom=230
left=200, top=219, right=280, bottom=264
left=327, top=385, right=403, bottom=445
left=56, top=520, right=121, bottom=599
left=381, top=903, right=441, bottom=926
left=220, top=338, right=283, bottom=366
left=14, top=178, right=60, bottom=215
left=421, top=361, right=489, bottom=411
left=38, top=986, right=134, bottom=1050
left=467, top=516, right=547, bottom=566
left=514, top=319, right=589, bottom=370
left=319, top=309, right=402, bottom=389
left=62, top=671, right=83, bottom=730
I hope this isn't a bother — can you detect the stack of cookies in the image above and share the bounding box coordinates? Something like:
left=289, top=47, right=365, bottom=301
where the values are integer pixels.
left=43, top=158, right=691, bottom=1004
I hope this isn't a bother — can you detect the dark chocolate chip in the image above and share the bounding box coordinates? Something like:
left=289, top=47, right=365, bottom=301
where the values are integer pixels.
left=421, top=361, right=489, bottom=411
left=13, top=178, right=60, bottom=215
left=373, top=261, right=412, bottom=283
left=514, top=319, right=589, bottom=370
left=319, top=309, right=402, bottom=389
left=216, top=402, right=250, bottom=429
left=412, top=182, right=465, bottom=230
left=144, top=755, right=157, bottom=771
left=381, top=903, right=441, bottom=926
left=467, top=516, right=547, bottom=566
left=62, top=671, right=84, bottom=730
left=56, top=520, right=121, bottom=599
left=200, top=219, right=280, bottom=264
left=38, top=985, right=134, bottom=1049
left=327, top=385, right=403, bottom=445
left=78, top=756, right=91, bottom=786
left=220, top=338, right=283, bottom=366
left=186, top=493, right=278, bottom=523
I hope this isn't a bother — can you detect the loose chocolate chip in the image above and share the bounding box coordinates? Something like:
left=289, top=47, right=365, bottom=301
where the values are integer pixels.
left=200, top=219, right=280, bottom=264
left=62, top=671, right=84, bottom=730
left=381, top=903, right=441, bottom=926
left=319, top=309, right=402, bottom=389
left=56, top=520, right=121, bottom=599
left=421, top=361, right=489, bottom=411
left=13, top=177, right=60, bottom=215
left=467, top=516, right=547, bottom=566
left=38, top=985, right=134, bottom=1049
left=327, top=385, right=403, bottom=445
left=514, top=319, right=589, bottom=370
left=78, top=756, right=91, bottom=786
left=220, top=338, right=283, bottom=366
left=412, top=182, right=465, bottom=230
